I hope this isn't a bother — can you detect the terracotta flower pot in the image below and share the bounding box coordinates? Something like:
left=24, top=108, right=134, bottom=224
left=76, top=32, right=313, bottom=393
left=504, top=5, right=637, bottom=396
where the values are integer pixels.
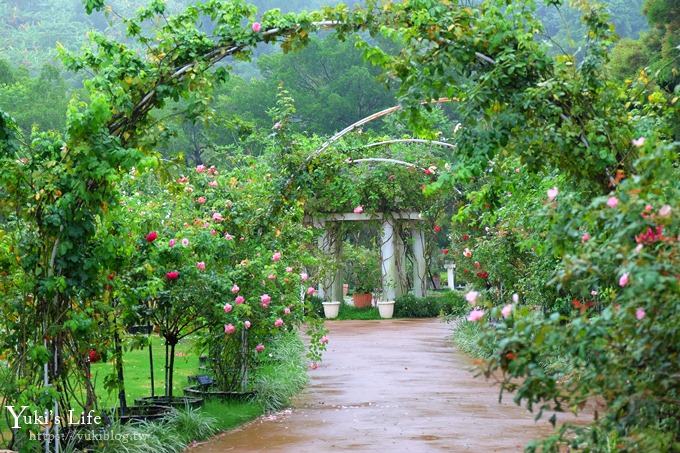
left=352, top=292, right=373, bottom=308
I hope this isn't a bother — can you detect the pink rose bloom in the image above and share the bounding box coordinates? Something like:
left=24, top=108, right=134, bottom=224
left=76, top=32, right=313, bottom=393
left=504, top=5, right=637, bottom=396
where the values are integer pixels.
left=209, top=180, right=218, bottom=187
left=244, top=320, right=251, bottom=329
left=307, top=287, right=317, bottom=296
left=547, top=187, right=558, bottom=202
left=512, top=293, right=519, bottom=303
left=196, top=261, right=206, bottom=271
left=591, top=290, right=598, bottom=296
left=197, top=196, right=206, bottom=204
left=196, top=164, right=207, bottom=173
left=168, top=239, right=176, bottom=248
left=272, top=251, right=282, bottom=262
left=273, top=121, right=282, bottom=130
left=181, top=238, right=189, bottom=247
left=268, top=274, right=277, bottom=280
left=235, top=295, right=245, bottom=304
left=581, top=232, right=590, bottom=243
left=635, top=308, right=646, bottom=320
left=255, top=344, right=265, bottom=353
left=178, top=176, right=189, bottom=184
left=224, top=233, right=234, bottom=240
left=286, top=267, right=293, bottom=273
left=353, top=205, right=364, bottom=214
left=607, top=197, right=619, bottom=208
left=212, top=212, right=223, bottom=222
left=274, top=318, right=284, bottom=328
left=310, top=362, right=318, bottom=370
left=465, top=291, right=479, bottom=304
left=211, top=229, right=217, bottom=236
left=224, top=324, right=236, bottom=335
left=300, top=272, right=309, bottom=281
left=619, top=272, right=630, bottom=287
left=632, top=137, right=646, bottom=148
left=251, top=22, right=262, bottom=32
left=658, top=204, right=671, bottom=218
left=260, top=294, right=272, bottom=307
left=463, top=248, right=472, bottom=258
left=284, top=307, right=291, bottom=315
left=223, top=303, right=233, bottom=313
left=320, top=335, right=329, bottom=345
left=467, top=308, right=485, bottom=322
left=501, top=304, right=513, bottom=319
left=231, top=284, right=240, bottom=294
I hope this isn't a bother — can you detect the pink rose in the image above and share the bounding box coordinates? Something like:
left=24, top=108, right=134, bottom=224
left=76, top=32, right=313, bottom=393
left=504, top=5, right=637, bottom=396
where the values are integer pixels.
left=251, top=22, right=262, bottom=33
left=632, top=137, right=646, bottom=148
left=196, top=261, right=206, bottom=271
left=619, top=272, right=629, bottom=287
left=209, top=180, right=218, bottom=187
left=223, top=303, right=233, bottom=313
left=306, top=287, right=317, bottom=296
left=272, top=251, right=282, bottom=262
left=212, top=212, right=224, bottom=222
left=286, top=267, right=293, bottom=273
left=501, top=304, right=513, bottom=319
left=547, top=187, right=559, bottom=202
left=284, top=307, right=291, bottom=315
left=231, top=284, right=240, bottom=294
left=467, top=308, right=485, bottom=322
left=607, top=197, right=619, bottom=208
left=581, top=232, right=590, bottom=243
left=463, top=248, right=472, bottom=258
left=244, top=320, right=251, bottom=329
left=224, top=324, right=236, bottom=335
left=224, top=233, right=234, bottom=240
left=274, top=318, right=284, bottom=328
left=268, top=274, right=277, bottom=280
left=635, top=308, right=646, bottom=320
left=658, top=204, right=671, bottom=218
left=320, top=335, right=329, bottom=345
left=465, top=291, right=479, bottom=305
left=353, top=205, right=364, bottom=214
left=255, top=344, right=265, bottom=353
left=235, top=295, right=245, bottom=304
left=196, top=165, right=206, bottom=173
left=168, top=239, right=176, bottom=248
left=197, top=196, right=206, bottom=204
left=260, top=294, right=272, bottom=307
left=300, top=272, right=309, bottom=281
left=181, top=238, right=189, bottom=247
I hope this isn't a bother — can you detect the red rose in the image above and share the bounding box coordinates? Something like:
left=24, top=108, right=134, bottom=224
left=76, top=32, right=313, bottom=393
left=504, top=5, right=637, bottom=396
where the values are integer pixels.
left=462, top=234, right=470, bottom=241
left=145, top=231, right=158, bottom=243
left=473, top=261, right=481, bottom=269
left=442, top=248, right=449, bottom=255
left=166, top=271, right=180, bottom=281
left=433, top=225, right=442, bottom=233
left=107, top=273, right=115, bottom=281
left=88, top=349, right=100, bottom=363
left=476, top=271, right=489, bottom=279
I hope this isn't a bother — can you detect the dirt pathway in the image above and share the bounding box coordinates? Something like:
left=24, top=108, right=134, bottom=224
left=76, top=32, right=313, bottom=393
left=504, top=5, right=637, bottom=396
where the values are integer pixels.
left=192, top=319, right=561, bottom=452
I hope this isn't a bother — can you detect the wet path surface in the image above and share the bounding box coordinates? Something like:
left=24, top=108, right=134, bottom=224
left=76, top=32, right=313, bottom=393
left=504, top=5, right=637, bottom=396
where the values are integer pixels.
left=192, top=319, right=561, bottom=452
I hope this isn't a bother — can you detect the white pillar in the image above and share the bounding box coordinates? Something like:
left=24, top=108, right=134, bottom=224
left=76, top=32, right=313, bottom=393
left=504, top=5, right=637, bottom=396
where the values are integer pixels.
left=331, top=235, right=344, bottom=303
left=412, top=227, right=427, bottom=297
left=445, top=262, right=456, bottom=290
left=381, top=219, right=399, bottom=301
left=317, top=229, right=331, bottom=301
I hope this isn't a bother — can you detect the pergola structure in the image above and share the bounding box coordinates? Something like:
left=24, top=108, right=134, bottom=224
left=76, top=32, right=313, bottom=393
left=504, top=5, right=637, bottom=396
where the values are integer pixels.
left=307, top=211, right=428, bottom=303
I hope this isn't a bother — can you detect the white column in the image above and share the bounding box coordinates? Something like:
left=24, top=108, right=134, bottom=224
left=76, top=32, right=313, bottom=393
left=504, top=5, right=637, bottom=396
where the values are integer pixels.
left=445, top=262, right=456, bottom=290
left=395, top=223, right=408, bottom=296
left=412, top=227, right=427, bottom=297
left=317, top=229, right=331, bottom=301
left=381, top=219, right=399, bottom=301
left=331, top=235, right=344, bottom=303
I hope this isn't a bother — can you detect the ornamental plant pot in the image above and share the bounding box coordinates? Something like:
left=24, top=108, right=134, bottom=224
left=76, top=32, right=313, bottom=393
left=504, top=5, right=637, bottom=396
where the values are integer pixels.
left=322, top=301, right=341, bottom=319
left=352, top=292, right=373, bottom=308
left=377, top=300, right=395, bottom=319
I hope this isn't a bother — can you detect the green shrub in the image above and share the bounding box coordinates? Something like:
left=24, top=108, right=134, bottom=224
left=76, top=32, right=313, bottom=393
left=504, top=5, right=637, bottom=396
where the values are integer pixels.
left=394, top=291, right=468, bottom=318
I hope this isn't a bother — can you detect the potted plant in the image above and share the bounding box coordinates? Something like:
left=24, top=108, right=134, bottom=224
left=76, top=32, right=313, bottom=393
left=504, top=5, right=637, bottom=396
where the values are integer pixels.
left=345, top=244, right=381, bottom=308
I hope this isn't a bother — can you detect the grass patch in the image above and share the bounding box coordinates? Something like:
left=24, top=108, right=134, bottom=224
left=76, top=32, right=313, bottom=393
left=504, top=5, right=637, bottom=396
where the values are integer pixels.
left=451, top=319, right=495, bottom=359
left=335, top=303, right=381, bottom=320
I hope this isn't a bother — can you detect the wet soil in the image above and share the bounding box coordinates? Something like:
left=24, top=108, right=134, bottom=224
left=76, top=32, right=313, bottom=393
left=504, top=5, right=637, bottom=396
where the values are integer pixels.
left=191, top=319, right=569, bottom=452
